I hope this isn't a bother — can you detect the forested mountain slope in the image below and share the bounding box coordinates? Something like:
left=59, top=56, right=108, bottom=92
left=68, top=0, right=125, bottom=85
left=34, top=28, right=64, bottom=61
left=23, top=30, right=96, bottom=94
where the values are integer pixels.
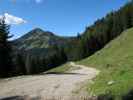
left=80, top=1, right=133, bottom=58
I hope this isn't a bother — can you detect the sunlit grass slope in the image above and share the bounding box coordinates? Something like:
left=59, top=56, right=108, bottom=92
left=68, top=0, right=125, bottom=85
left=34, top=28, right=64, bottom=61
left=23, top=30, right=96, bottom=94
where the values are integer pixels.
left=78, top=28, right=133, bottom=98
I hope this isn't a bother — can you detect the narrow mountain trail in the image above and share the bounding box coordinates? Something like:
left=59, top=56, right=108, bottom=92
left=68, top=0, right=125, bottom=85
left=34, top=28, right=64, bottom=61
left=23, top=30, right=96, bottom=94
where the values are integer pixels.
left=0, top=62, right=99, bottom=100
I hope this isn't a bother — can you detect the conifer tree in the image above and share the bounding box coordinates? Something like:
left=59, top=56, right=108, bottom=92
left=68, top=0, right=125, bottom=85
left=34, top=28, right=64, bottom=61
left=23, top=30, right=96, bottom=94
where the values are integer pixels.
left=0, top=16, right=13, bottom=77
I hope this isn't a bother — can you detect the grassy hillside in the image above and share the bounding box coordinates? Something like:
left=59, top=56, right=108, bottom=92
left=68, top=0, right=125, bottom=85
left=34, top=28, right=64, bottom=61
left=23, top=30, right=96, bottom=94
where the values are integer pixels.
left=78, top=28, right=133, bottom=99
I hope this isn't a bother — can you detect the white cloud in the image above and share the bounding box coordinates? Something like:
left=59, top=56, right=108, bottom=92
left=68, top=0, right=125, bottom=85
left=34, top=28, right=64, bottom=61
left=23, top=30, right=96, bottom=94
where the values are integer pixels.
left=0, top=13, right=27, bottom=25
left=35, top=0, right=43, bottom=3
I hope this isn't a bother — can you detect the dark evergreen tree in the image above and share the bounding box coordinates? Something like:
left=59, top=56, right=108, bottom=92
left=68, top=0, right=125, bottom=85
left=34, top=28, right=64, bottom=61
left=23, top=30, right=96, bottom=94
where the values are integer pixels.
left=0, top=17, right=13, bottom=77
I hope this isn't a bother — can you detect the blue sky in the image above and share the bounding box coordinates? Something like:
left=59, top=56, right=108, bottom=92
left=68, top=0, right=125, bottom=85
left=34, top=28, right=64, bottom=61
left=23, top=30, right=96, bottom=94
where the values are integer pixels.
left=0, top=0, right=129, bottom=39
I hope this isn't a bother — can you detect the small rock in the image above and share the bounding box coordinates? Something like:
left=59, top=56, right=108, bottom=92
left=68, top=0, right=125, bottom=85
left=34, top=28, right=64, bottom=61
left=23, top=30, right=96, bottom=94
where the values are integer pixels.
left=107, top=81, right=115, bottom=85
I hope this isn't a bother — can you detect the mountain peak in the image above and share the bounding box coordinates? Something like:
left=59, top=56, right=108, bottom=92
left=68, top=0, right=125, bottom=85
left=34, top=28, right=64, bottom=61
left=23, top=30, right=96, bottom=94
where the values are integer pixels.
left=30, top=28, right=45, bottom=33
left=30, top=28, right=54, bottom=36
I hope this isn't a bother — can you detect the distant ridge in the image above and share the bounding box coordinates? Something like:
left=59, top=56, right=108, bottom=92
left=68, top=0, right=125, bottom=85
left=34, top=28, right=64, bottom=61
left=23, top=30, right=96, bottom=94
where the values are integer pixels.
left=14, top=28, right=73, bottom=50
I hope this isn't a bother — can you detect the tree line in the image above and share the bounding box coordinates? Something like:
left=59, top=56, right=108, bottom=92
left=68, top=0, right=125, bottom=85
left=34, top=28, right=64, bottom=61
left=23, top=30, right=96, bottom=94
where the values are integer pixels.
left=79, top=1, right=133, bottom=58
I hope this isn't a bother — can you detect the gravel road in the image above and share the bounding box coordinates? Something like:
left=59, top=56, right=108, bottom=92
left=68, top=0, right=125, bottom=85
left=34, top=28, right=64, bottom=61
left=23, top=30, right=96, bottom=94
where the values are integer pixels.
left=0, top=62, right=99, bottom=100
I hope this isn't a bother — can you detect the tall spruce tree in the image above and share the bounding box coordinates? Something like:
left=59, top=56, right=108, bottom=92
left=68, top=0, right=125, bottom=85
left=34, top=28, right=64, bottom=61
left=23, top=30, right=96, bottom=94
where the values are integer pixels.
left=0, top=16, right=13, bottom=77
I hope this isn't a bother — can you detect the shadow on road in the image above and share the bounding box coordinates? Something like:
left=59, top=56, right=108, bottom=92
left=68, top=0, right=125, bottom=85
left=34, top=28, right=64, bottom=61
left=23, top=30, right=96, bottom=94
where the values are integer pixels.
left=0, top=96, right=41, bottom=100
left=42, top=72, right=86, bottom=75
left=0, top=96, right=25, bottom=100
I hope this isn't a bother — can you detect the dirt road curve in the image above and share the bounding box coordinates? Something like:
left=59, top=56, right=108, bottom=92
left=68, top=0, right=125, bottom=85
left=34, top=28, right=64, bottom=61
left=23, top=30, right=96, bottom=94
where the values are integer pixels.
left=0, top=62, right=99, bottom=100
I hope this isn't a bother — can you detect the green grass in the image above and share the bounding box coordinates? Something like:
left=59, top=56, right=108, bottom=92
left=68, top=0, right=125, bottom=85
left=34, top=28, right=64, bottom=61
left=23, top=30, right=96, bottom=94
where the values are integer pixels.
left=46, top=63, right=72, bottom=73
left=78, top=28, right=133, bottom=99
